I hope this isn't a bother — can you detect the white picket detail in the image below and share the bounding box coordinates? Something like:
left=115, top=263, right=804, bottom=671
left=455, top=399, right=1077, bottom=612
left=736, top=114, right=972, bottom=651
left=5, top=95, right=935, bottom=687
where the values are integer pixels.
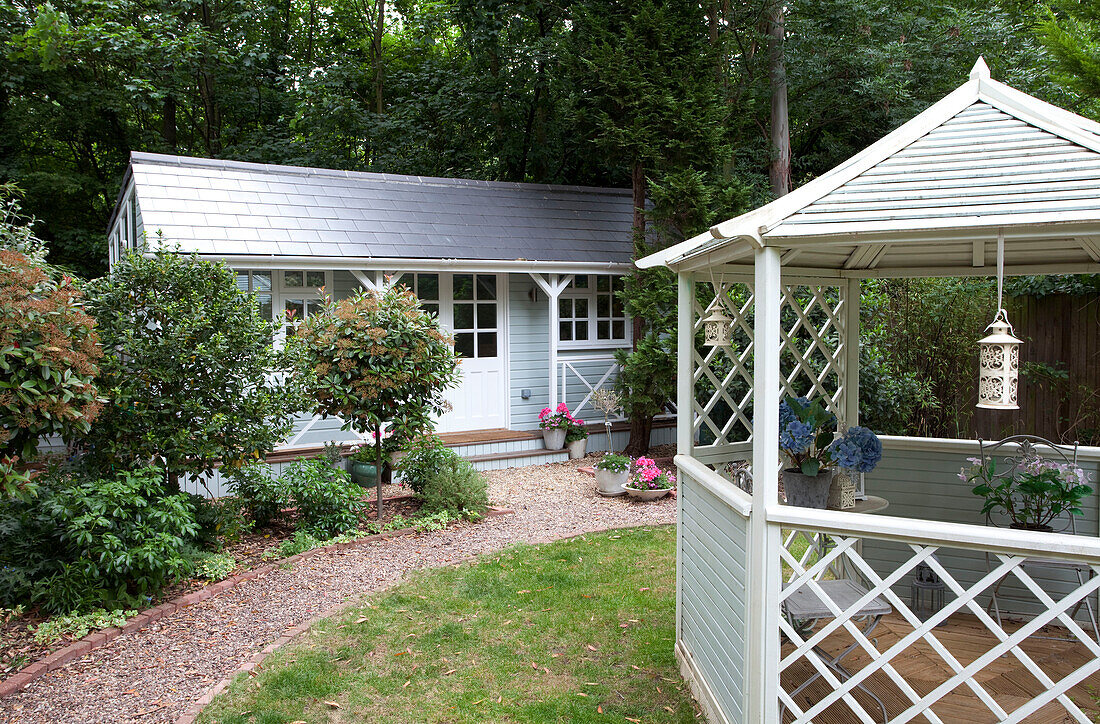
left=774, top=510, right=1100, bottom=723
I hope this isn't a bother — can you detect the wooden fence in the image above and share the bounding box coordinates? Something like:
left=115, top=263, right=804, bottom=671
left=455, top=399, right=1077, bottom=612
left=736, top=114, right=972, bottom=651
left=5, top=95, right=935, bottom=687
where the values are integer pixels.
left=971, top=294, right=1100, bottom=445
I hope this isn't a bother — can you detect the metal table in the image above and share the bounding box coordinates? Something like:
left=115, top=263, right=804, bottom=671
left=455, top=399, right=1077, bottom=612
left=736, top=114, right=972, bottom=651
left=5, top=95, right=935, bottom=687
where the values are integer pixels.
left=782, top=579, right=893, bottom=722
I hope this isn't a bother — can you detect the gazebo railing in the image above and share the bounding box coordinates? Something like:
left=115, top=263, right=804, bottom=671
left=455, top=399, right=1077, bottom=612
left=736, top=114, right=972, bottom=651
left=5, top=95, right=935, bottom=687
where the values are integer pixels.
left=774, top=506, right=1100, bottom=723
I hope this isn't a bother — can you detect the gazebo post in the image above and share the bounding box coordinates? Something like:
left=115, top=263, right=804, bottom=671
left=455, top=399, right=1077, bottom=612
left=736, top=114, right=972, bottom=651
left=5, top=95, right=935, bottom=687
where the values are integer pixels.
left=747, top=246, right=783, bottom=721
left=843, top=277, right=861, bottom=429
left=675, top=270, right=694, bottom=648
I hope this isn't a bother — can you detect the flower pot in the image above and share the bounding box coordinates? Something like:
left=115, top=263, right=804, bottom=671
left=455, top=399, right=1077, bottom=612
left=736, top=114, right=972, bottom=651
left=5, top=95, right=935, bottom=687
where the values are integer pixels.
left=350, top=461, right=379, bottom=487
left=567, top=438, right=587, bottom=459
left=594, top=468, right=629, bottom=497
left=1010, top=522, right=1054, bottom=533
left=543, top=429, right=566, bottom=450
left=624, top=485, right=671, bottom=501
left=782, top=468, right=833, bottom=508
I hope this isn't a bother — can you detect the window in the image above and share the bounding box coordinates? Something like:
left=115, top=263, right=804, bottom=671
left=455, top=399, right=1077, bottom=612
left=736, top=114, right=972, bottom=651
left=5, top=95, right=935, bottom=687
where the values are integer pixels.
left=452, top=273, right=497, bottom=359
left=235, top=269, right=329, bottom=339
left=559, top=274, right=628, bottom=346
left=395, top=272, right=440, bottom=317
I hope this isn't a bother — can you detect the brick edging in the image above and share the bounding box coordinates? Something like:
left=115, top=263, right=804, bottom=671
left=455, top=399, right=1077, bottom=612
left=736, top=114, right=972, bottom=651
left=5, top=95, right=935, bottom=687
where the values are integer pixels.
left=0, top=506, right=514, bottom=698
left=172, top=519, right=662, bottom=724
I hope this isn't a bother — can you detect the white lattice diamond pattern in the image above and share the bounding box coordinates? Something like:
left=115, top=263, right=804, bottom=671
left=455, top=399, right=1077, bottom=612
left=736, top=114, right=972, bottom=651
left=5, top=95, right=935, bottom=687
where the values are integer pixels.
left=778, top=529, right=1100, bottom=723
left=692, top=278, right=851, bottom=448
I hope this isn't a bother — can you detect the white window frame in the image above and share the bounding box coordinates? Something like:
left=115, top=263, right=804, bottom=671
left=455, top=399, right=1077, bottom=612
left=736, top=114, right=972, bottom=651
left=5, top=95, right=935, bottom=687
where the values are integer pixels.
left=235, top=269, right=331, bottom=345
left=557, top=273, right=630, bottom=350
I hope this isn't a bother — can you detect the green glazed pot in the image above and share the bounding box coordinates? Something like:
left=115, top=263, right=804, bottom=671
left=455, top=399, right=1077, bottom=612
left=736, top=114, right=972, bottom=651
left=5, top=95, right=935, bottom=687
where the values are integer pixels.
left=350, top=461, right=379, bottom=487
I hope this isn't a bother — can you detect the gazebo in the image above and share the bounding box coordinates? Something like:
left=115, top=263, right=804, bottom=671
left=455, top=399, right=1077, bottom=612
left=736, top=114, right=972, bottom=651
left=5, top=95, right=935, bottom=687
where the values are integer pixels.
left=640, top=60, right=1100, bottom=723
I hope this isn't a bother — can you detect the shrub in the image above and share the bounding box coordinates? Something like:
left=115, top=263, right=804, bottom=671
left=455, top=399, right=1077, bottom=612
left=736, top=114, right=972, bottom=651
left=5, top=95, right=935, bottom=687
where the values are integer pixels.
left=223, top=464, right=284, bottom=527
left=280, top=459, right=366, bottom=537
left=33, top=608, right=136, bottom=645
left=418, top=457, right=488, bottom=519
left=191, top=552, right=237, bottom=581
left=0, top=467, right=197, bottom=613
left=83, top=249, right=302, bottom=490
left=398, top=436, right=460, bottom=495
left=0, top=250, right=102, bottom=498
left=188, top=495, right=252, bottom=550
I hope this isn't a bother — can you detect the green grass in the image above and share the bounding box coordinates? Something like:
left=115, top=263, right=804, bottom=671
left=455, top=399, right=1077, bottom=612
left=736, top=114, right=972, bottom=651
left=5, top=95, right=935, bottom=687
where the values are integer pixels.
left=198, top=526, right=697, bottom=724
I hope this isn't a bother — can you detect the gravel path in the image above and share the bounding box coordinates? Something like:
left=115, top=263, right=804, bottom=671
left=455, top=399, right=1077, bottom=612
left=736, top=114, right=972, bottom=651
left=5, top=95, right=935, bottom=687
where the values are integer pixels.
left=1, top=457, right=676, bottom=724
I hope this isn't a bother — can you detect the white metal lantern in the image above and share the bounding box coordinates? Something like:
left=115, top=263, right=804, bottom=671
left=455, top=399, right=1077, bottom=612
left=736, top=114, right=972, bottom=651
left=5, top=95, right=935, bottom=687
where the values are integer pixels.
left=702, top=308, right=734, bottom=347
left=976, top=309, right=1022, bottom=410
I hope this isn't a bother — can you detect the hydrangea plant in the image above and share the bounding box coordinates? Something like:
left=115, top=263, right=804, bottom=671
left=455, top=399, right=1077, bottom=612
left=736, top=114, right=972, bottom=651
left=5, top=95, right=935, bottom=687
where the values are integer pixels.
left=779, top=397, right=882, bottom=476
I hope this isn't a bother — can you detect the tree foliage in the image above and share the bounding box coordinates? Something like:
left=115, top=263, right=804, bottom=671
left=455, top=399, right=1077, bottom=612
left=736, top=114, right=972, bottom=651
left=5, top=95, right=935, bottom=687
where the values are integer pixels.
left=82, top=249, right=299, bottom=488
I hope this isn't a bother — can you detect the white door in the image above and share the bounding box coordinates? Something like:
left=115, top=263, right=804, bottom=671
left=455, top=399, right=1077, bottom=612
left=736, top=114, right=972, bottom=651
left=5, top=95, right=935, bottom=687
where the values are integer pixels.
left=396, top=272, right=507, bottom=433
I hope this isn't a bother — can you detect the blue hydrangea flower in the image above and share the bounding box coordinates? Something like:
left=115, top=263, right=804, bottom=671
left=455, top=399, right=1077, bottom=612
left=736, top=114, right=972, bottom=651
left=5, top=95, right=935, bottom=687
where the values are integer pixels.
left=780, top=419, right=815, bottom=454
left=828, top=426, right=882, bottom=472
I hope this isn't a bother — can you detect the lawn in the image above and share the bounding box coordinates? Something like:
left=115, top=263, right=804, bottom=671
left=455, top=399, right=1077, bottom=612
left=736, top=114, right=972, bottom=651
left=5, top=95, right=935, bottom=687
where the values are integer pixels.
left=197, top=525, right=697, bottom=724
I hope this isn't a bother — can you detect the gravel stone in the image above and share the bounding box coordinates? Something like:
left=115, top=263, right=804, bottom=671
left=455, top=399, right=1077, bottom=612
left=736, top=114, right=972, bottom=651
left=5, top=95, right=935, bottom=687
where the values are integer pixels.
left=0, top=456, right=675, bottom=724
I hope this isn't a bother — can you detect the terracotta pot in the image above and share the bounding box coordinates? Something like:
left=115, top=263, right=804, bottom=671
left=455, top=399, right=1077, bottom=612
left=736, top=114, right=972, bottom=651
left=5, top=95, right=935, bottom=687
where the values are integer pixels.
left=543, top=429, right=566, bottom=450
left=782, top=468, right=833, bottom=508
left=594, top=468, right=629, bottom=496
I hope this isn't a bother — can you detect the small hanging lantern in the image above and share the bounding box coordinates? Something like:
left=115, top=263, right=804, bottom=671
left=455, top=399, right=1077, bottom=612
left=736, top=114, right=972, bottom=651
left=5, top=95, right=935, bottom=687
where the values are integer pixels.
left=702, top=307, right=734, bottom=347
left=976, top=230, right=1022, bottom=411
left=977, top=309, right=1022, bottom=410
left=910, top=559, right=945, bottom=623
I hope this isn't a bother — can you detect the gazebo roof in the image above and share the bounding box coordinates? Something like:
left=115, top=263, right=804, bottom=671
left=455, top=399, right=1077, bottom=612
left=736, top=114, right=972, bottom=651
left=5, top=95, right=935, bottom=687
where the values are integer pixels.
left=640, top=59, right=1100, bottom=277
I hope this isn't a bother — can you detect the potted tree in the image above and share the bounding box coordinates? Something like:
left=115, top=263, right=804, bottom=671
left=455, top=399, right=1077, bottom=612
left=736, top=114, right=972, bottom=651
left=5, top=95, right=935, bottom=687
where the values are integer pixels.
left=963, top=454, right=1092, bottom=531
left=594, top=453, right=630, bottom=496
left=623, top=456, right=675, bottom=500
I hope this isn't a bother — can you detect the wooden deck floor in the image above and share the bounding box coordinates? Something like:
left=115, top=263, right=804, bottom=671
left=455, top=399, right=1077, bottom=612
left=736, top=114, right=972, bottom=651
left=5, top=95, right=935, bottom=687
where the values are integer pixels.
left=781, top=613, right=1100, bottom=723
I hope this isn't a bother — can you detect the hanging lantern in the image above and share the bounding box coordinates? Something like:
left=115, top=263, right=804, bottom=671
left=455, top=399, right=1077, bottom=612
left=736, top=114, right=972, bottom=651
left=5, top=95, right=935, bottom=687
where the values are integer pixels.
left=702, top=308, right=734, bottom=347
left=977, top=309, right=1022, bottom=410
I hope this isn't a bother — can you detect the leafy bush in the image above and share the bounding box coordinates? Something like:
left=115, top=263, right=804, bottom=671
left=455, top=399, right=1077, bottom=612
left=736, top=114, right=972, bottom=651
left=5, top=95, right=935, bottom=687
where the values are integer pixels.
left=0, top=467, right=198, bottom=613
left=83, top=249, right=301, bottom=490
left=0, top=250, right=102, bottom=498
left=33, top=608, right=136, bottom=645
left=191, top=552, right=237, bottom=581
left=188, top=495, right=252, bottom=550
left=418, top=457, right=488, bottom=519
left=223, top=464, right=285, bottom=527
left=398, top=436, right=460, bottom=495
left=280, top=459, right=366, bottom=537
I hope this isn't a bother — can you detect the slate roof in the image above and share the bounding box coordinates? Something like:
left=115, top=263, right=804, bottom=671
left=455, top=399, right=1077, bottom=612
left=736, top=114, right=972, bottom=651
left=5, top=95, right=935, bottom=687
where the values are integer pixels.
left=125, top=152, right=636, bottom=264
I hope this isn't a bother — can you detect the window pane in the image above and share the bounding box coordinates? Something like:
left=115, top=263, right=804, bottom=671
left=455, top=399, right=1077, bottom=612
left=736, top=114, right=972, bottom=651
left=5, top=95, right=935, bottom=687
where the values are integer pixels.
left=257, top=294, right=272, bottom=321
left=236, top=272, right=250, bottom=293
left=285, top=299, right=305, bottom=321
left=558, top=297, right=573, bottom=318
left=284, top=271, right=304, bottom=287
left=597, top=320, right=610, bottom=339
left=575, top=298, right=589, bottom=318
left=306, top=271, right=326, bottom=289
left=454, top=274, right=474, bottom=300
left=419, top=273, right=439, bottom=300
left=454, top=303, right=474, bottom=329
left=613, top=297, right=624, bottom=316
left=396, top=273, right=414, bottom=291
left=477, top=302, right=496, bottom=328
left=613, top=320, right=625, bottom=339
left=559, top=321, right=573, bottom=341
left=253, top=271, right=271, bottom=291
left=613, top=275, right=625, bottom=291
left=575, top=321, right=589, bottom=340
left=573, top=274, right=589, bottom=289
left=477, top=331, right=497, bottom=358
left=455, top=332, right=475, bottom=358
left=476, top=275, right=496, bottom=300
left=306, top=299, right=324, bottom=317
left=596, top=275, right=610, bottom=292
left=596, top=295, right=610, bottom=317
left=424, top=303, right=439, bottom=317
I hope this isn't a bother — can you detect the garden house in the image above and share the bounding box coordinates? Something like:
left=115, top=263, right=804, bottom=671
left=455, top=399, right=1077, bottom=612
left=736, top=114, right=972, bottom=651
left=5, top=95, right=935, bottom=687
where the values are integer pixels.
left=640, top=59, right=1100, bottom=723
left=105, top=152, right=673, bottom=471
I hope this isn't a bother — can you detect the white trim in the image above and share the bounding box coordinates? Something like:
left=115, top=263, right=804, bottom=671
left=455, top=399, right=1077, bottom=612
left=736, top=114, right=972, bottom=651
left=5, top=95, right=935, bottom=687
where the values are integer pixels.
left=878, top=434, right=1100, bottom=463
left=199, top=254, right=633, bottom=275
left=675, top=454, right=752, bottom=517
left=842, top=278, right=860, bottom=429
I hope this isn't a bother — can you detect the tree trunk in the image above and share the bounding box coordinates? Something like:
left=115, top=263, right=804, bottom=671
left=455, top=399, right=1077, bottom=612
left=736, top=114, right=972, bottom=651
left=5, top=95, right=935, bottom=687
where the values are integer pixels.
left=161, top=95, right=177, bottom=150
left=767, top=1, right=790, bottom=197
left=623, top=416, right=653, bottom=457
left=373, top=0, right=385, bottom=115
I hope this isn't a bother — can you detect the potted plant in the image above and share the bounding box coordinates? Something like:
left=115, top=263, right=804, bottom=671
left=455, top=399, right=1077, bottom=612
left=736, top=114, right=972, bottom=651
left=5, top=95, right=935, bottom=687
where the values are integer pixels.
left=539, top=403, right=576, bottom=450
left=594, top=453, right=631, bottom=496
left=779, top=397, right=883, bottom=508
left=347, top=430, right=404, bottom=487
left=624, top=456, right=675, bottom=500
left=566, top=417, right=589, bottom=459
left=962, top=454, right=1092, bottom=531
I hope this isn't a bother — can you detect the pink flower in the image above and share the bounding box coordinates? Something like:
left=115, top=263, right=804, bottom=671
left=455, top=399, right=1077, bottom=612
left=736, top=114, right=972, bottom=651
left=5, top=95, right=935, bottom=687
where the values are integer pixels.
left=636, top=457, right=655, bottom=468
left=556, top=402, right=570, bottom=413
left=539, top=407, right=551, bottom=420
left=575, top=419, right=585, bottom=426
